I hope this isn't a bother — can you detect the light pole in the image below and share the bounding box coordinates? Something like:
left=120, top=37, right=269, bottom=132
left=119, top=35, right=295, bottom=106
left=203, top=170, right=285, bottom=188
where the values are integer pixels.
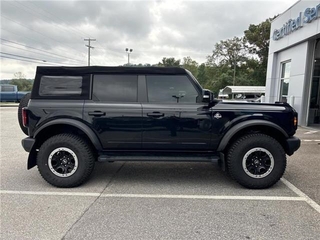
left=125, top=48, right=133, bottom=65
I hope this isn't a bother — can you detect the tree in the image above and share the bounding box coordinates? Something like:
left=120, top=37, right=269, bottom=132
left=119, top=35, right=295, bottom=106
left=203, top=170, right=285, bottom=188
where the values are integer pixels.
left=182, top=56, right=198, bottom=76
left=204, top=63, right=234, bottom=95
left=158, top=57, right=181, bottom=67
left=13, top=72, right=26, bottom=80
left=10, top=72, right=32, bottom=91
left=208, top=36, right=247, bottom=86
left=244, top=17, right=277, bottom=85
left=209, top=37, right=247, bottom=66
left=244, top=17, right=276, bottom=63
left=197, top=63, right=208, bottom=87
left=124, top=63, right=151, bottom=67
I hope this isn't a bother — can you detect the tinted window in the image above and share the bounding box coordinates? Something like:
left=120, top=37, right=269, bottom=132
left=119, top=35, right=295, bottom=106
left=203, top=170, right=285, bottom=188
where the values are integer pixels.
left=1, top=86, right=15, bottom=92
left=93, top=75, right=138, bottom=102
left=147, top=75, right=198, bottom=103
left=39, top=76, right=83, bottom=96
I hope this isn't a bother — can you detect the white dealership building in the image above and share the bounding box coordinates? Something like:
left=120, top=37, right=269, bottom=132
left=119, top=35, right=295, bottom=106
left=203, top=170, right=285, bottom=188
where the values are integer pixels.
left=265, top=0, right=320, bottom=127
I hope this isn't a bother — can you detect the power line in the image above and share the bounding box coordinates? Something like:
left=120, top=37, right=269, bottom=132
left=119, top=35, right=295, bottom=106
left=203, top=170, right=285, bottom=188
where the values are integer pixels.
left=94, top=40, right=118, bottom=65
left=18, top=1, right=90, bottom=62
left=0, top=42, right=79, bottom=65
left=1, top=52, right=47, bottom=62
left=28, top=1, right=89, bottom=39
left=7, top=1, right=116, bottom=66
left=0, top=27, right=78, bottom=60
left=0, top=38, right=84, bottom=64
left=10, top=0, right=85, bottom=40
left=1, top=27, right=52, bottom=49
left=0, top=52, right=72, bottom=65
left=2, top=2, right=118, bottom=66
left=0, top=56, right=57, bottom=65
left=1, top=15, right=87, bottom=62
left=1, top=15, right=68, bottom=47
left=16, top=1, right=113, bottom=66
left=8, top=0, right=88, bottom=64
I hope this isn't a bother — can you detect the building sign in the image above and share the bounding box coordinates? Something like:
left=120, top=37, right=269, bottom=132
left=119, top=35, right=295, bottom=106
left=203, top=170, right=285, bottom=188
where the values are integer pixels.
left=273, top=3, right=320, bottom=41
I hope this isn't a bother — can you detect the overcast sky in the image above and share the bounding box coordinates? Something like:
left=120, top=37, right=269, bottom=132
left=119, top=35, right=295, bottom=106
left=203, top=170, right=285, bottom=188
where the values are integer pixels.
left=0, top=0, right=298, bottom=79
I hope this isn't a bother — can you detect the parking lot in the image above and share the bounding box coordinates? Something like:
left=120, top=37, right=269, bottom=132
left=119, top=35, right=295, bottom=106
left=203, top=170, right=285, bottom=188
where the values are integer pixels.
left=1, top=107, right=319, bottom=240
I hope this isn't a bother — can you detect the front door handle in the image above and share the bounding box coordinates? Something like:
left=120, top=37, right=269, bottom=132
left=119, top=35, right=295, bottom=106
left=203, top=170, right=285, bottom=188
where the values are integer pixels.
left=88, top=111, right=106, bottom=117
left=147, top=112, right=164, bottom=118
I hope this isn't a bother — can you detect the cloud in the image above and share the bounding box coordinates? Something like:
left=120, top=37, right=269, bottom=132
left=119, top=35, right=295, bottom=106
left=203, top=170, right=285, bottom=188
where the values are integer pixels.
left=0, top=0, right=297, bottom=79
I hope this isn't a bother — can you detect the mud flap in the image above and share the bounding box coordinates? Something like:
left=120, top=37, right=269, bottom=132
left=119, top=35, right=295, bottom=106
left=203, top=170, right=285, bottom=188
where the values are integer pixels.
left=27, top=147, right=38, bottom=169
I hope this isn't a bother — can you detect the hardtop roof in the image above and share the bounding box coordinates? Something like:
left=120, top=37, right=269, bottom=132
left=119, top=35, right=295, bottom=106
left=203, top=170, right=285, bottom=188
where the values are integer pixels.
left=36, top=66, right=187, bottom=75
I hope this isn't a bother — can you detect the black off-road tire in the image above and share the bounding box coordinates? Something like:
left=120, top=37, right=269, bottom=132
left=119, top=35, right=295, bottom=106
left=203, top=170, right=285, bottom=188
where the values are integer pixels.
left=37, top=134, right=95, bottom=188
left=227, top=133, right=286, bottom=189
left=18, top=93, right=31, bottom=135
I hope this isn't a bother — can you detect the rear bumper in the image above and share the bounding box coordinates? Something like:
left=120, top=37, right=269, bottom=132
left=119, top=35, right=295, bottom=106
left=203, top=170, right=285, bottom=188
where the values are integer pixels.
left=21, top=137, right=35, bottom=152
left=285, top=136, right=300, bottom=156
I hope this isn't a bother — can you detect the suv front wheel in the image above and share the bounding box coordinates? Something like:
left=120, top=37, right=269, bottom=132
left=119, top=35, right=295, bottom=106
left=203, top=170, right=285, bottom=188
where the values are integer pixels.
left=227, top=133, right=286, bottom=189
left=37, top=134, right=95, bottom=187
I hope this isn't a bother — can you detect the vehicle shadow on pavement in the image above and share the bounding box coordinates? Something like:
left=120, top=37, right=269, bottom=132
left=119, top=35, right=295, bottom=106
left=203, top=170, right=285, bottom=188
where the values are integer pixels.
left=95, top=161, right=296, bottom=196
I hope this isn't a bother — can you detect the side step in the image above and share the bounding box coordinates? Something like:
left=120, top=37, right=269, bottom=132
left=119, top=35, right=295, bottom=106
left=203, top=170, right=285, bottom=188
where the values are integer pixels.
left=98, top=154, right=220, bottom=162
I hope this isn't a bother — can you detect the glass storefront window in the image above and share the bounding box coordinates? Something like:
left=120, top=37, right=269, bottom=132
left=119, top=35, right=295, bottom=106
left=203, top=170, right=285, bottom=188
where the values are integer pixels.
left=280, top=61, right=291, bottom=102
left=308, top=40, right=320, bottom=126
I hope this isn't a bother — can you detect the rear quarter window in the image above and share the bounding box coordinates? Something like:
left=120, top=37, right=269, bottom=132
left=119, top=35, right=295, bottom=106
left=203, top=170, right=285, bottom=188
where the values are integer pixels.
left=35, top=75, right=90, bottom=99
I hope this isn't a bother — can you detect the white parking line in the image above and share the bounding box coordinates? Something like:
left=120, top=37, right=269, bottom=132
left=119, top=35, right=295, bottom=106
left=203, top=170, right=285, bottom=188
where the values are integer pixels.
left=100, top=194, right=305, bottom=201
left=0, top=190, right=305, bottom=201
left=0, top=190, right=100, bottom=197
left=1, top=180, right=319, bottom=214
left=281, top=178, right=320, bottom=214
left=304, top=131, right=318, bottom=135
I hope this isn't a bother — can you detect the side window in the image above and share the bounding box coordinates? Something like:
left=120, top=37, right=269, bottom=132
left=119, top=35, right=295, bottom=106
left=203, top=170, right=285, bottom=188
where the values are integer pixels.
left=146, top=75, right=199, bottom=103
left=1, top=86, right=15, bottom=92
left=39, top=76, right=86, bottom=97
left=93, top=75, right=138, bottom=102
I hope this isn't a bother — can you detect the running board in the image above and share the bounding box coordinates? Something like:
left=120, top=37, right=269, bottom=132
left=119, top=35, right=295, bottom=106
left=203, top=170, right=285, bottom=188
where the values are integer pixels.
left=98, top=155, right=220, bottom=162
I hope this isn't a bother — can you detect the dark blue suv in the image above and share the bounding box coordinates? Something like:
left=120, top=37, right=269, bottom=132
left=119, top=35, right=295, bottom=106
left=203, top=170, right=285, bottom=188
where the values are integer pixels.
left=19, top=66, right=300, bottom=188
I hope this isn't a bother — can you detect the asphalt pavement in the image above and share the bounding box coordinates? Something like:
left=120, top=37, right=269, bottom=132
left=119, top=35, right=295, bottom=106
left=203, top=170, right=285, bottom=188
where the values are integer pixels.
left=0, top=107, right=319, bottom=240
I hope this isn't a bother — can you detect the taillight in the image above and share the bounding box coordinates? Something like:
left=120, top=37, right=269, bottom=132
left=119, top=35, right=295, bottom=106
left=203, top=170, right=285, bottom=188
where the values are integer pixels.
left=22, top=108, right=28, bottom=127
left=293, top=116, right=298, bottom=129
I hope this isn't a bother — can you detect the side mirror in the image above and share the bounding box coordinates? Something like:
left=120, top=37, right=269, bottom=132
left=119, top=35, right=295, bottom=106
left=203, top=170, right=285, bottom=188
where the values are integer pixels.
left=202, top=89, right=214, bottom=103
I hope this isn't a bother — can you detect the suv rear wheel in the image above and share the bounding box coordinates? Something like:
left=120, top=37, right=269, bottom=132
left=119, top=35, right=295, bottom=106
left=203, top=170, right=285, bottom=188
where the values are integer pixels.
left=37, top=134, right=95, bottom=187
left=227, top=133, right=286, bottom=189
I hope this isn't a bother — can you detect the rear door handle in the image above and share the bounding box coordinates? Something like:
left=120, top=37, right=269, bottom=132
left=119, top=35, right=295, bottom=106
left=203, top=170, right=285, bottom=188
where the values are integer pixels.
left=147, top=112, right=164, bottom=118
left=88, top=111, right=106, bottom=117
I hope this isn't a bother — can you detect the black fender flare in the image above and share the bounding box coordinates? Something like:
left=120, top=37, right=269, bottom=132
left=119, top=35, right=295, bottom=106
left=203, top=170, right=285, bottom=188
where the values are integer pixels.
left=27, top=119, right=102, bottom=170
left=217, top=120, right=289, bottom=152
left=34, top=118, right=103, bottom=151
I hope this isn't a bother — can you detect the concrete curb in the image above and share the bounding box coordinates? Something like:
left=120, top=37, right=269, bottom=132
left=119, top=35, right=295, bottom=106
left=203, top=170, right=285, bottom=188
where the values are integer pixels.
left=0, top=104, right=19, bottom=107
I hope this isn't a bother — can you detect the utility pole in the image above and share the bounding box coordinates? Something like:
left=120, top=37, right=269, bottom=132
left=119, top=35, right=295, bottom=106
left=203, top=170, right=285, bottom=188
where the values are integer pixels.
left=84, top=38, right=96, bottom=66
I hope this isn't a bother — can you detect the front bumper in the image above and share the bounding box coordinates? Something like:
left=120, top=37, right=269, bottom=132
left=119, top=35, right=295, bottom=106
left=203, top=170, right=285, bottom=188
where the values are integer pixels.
left=21, top=137, right=35, bottom=152
left=285, top=136, right=301, bottom=156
